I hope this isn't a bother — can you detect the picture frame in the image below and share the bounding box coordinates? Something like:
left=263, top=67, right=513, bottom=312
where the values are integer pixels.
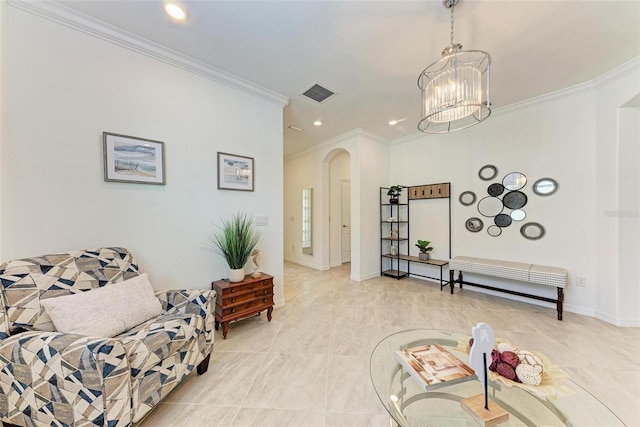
left=103, top=132, right=166, bottom=185
left=217, top=152, right=254, bottom=191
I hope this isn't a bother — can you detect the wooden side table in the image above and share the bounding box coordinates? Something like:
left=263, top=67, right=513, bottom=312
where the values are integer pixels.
left=211, top=273, right=274, bottom=339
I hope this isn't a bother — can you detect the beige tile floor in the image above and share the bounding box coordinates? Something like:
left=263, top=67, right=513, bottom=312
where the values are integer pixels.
left=141, top=262, right=640, bottom=427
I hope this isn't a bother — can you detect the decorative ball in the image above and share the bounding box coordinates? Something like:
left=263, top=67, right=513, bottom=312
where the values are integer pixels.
left=495, top=362, right=517, bottom=381
left=500, top=351, right=520, bottom=369
left=516, top=364, right=542, bottom=385
left=489, top=349, right=500, bottom=371
left=497, top=342, right=517, bottom=354
left=517, top=350, right=544, bottom=374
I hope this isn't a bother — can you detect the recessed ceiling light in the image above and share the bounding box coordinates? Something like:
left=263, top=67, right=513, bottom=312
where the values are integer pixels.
left=388, top=118, right=408, bottom=126
left=313, top=121, right=322, bottom=126
left=163, top=1, right=189, bottom=22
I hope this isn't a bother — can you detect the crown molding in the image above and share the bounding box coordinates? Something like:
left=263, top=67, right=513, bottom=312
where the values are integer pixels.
left=285, top=128, right=386, bottom=161
left=7, top=0, right=290, bottom=108
left=593, top=55, right=640, bottom=90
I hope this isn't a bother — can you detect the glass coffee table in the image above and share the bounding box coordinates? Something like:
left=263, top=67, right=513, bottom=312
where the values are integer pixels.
left=370, top=329, right=625, bottom=426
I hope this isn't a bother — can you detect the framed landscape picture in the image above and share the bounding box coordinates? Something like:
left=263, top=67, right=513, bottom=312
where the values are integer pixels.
left=103, top=132, right=166, bottom=185
left=217, top=152, right=254, bottom=191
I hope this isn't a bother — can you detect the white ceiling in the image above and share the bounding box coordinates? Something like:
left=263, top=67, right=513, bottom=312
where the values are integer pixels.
left=57, top=0, right=640, bottom=157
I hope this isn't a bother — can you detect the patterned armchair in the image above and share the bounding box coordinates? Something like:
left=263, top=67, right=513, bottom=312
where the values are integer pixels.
left=0, top=247, right=215, bottom=426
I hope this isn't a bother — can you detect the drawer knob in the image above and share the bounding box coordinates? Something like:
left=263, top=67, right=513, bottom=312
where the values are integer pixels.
left=231, top=298, right=236, bottom=303
left=231, top=288, right=236, bottom=293
left=263, top=290, right=268, bottom=295
left=231, top=308, right=236, bottom=313
left=263, top=298, right=267, bottom=303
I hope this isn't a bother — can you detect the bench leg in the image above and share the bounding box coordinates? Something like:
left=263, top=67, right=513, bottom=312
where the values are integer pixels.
left=557, top=288, right=564, bottom=321
left=449, top=270, right=455, bottom=294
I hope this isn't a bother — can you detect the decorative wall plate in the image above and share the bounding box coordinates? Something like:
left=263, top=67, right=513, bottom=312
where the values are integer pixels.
left=478, top=196, right=504, bottom=217
left=487, top=183, right=505, bottom=197
left=503, top=172, right=527, bottom=191
left=459, top=191, right=477, bottom=206
left=533, top=178, right=559, bottom=196
left=520, top=222, right=546, bottom=240
left=479, top=165, right=498, bottom=181
left=465, top=217, right=484, bottom=233
left=487, top=225, right=502, bottom=237
left=494, top=213, right=513, bottom=228
left=503, top=191, right=528, bottom=209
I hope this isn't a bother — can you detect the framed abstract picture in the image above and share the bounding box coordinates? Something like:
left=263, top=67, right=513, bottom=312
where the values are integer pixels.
left=103, top=132, right=166, bottom=185
left=217, top=152, right=254, bottom=191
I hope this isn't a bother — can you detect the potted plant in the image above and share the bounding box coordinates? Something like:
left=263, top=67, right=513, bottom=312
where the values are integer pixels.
left=387, top=185, right=403, bottom=204
left=415, top=240, right=433, bottom=260
left=209, top=212, right=262, bottom=282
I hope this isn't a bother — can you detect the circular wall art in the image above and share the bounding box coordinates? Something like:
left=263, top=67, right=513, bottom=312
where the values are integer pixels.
left=477, top=196, right=504, bottom=217
left=502, top=190, right=528, bottom=209
left=487, top=183, right=505, bottom=197
left=533, top=177, right=559, bottom=196
left=459, top=191, right=477, bottom=206
left=479, top=165, right=498, bottom=181
left=520, top=222, right=546, bottom=240
left=494, top=213, right=513, bottom=228
left=465, top=217, right=484, bottom=233
left=487, top=225, right=502, bottom=237
left=503, top=172, right=527, bottom=190
left=510, top=209, right=526, bottom=221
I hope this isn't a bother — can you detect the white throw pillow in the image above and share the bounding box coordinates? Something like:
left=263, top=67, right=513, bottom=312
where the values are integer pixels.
left=41, top=273, right=163, bottom=338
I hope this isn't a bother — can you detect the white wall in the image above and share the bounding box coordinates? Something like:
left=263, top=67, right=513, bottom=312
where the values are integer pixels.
left=0, top=0, right=7, bottom=262
left=594, top=63, right=640, bottom=326
left=2, top=6, right=286, bottom=304
left=283, top=130, right=389, bottom=280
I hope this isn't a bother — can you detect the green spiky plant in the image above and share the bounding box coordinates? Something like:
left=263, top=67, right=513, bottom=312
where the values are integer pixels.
left=209, top=213, right=262, bottom=269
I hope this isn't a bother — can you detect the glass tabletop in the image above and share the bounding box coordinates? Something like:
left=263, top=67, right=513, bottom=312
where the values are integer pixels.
left=369, top=329, right=625, bottom=427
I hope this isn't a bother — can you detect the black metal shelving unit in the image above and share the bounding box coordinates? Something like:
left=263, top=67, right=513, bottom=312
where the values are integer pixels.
left=380, top=186, right=409, bottom=279
left=380, top=183, right=452, bottom=285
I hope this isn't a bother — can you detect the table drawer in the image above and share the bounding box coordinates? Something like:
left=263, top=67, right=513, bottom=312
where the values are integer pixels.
left=216, top=295, right=273, bottom=317
left=220, top=286, right=272, bottom=305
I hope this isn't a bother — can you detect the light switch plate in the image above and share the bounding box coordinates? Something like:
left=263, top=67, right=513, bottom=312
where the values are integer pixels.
left=256, top=216, right=269, bottom=226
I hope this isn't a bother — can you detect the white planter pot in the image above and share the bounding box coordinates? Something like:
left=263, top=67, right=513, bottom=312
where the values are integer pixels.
left=419, top=252, right=430, bottom=261
left=229, top=268, right=245, bottom=283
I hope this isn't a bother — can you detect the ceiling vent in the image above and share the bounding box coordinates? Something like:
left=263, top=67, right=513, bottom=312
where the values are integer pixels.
left=301, top=83, right=336, bottom=103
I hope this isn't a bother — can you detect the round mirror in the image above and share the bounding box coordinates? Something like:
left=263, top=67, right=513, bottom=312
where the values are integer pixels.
left=510, top=209, right=526, bottom=221
left=494, top=214, right=512, bottom=228
left=477, top=196, right=504, bottom=217
left=503, top=191, right=528, bottom=209
left=487, top=225, right=502, bottom=237
left=465, top=217, right=484, bottom=233
left=487, top=183, right=504, bottom=197
left=479, top=165, right=498, bottom=181
left=533, top=178, right=559, bottom=196
left=459, top=191, right=477, bottom=206
left=520, top=222, right=546, bottom=240
left=503, top=172, right=527, bottom=190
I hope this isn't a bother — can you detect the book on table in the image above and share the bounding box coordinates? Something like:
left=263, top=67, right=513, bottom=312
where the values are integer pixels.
left=394, top=343, right=476, bottom=390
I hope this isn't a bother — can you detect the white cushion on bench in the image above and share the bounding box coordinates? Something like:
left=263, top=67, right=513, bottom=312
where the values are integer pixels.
left=530, top=264, right=567, bottom=287
left=450, top=256, right=567, bottom=288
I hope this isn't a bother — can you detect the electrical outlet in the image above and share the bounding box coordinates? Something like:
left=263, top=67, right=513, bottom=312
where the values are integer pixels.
left=576, top=276, right=587, bottom=287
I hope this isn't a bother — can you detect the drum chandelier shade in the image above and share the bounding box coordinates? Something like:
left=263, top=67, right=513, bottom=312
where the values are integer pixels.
left=417, top=0, right=491, bottom=134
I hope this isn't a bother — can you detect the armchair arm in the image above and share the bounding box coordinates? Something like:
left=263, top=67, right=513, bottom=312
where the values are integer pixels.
left=154, top=289, right=215, bottom=347
left=0, top=331, right=131, bottom=426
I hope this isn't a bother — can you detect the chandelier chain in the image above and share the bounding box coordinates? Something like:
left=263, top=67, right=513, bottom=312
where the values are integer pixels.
left=449, top=1, right=455, bottom=45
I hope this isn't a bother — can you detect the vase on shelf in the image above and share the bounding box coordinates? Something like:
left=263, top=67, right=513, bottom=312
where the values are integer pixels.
left=419, top=252, right=430, bottom=261
left=390, top=245, right=398, bottom=256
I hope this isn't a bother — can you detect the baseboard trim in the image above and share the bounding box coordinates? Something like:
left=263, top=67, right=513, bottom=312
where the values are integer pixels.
left=283, top=257, right=328, bottom=271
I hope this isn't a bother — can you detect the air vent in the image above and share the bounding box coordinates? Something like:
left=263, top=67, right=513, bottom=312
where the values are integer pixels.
left=301, top=83, right=336, bottom=103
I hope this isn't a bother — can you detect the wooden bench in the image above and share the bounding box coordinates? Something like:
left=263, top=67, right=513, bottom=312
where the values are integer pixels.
left=448, top=256, right=567, bottom=320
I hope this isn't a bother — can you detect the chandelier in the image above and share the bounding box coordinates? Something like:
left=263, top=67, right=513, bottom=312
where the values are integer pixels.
left=417, top=0, right=491, bottom=133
